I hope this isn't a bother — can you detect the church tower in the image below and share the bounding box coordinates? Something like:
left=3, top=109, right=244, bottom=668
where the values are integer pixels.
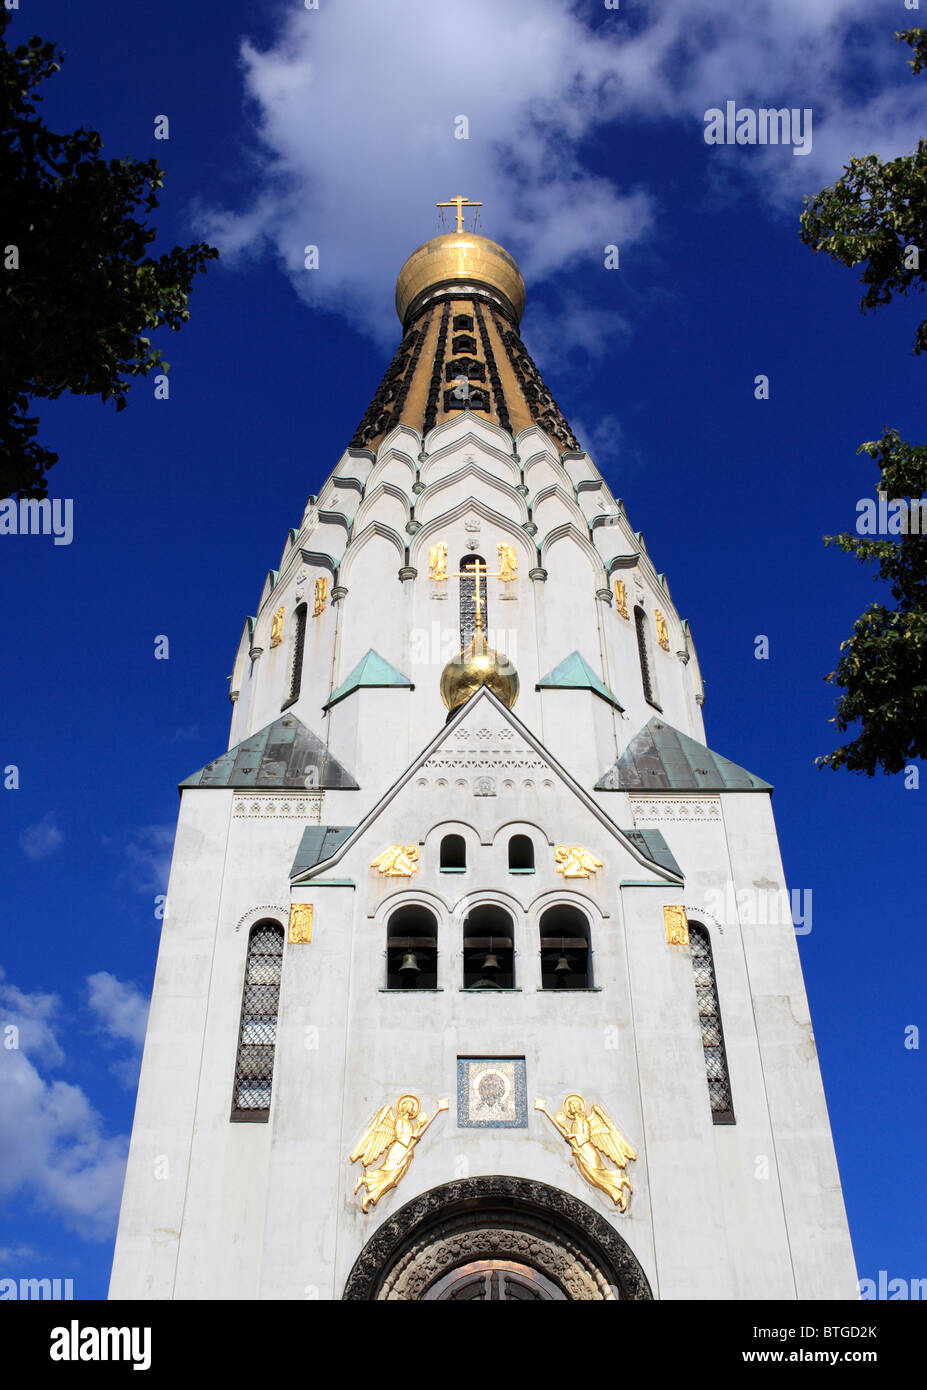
left=110, top=199, right=857, bottom=1301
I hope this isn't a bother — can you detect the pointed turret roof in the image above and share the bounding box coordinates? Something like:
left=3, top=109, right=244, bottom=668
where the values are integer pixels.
left=180, top=714, right=358, bottom=790
left=537, top=652, right=624, bottom=711
left=323, top=649, right=414, bottom=710
left=595, top=718, right=772, bottom=792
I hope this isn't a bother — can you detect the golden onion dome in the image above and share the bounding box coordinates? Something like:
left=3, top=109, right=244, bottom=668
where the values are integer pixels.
left=440, top=632, right=520, bottom=712
left=395, top=231, right=526, bottom=328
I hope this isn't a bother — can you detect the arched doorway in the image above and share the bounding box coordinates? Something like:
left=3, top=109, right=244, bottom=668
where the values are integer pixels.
left=342, top=1175, right=653, bottom=1301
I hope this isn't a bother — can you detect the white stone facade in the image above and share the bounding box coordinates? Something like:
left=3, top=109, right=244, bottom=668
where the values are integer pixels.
left=110, top=408, right=857, bottom=1300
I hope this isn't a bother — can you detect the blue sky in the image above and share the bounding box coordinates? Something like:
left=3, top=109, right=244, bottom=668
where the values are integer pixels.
left=1, top=0, right=924, bottom=1298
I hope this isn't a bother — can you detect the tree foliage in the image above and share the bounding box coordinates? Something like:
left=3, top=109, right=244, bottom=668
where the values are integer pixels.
left=0, top=14, right=218, bottom=497
left=800, top=29, right=927, bottom=776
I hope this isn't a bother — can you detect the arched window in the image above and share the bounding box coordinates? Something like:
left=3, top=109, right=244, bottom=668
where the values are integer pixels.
left=386, top=906, right=438, bottom=990
left=231, top=920, right=284, bottom=1121
left=539, top=905, right=591, bottom=989
left=508, top=835, right=535, bottom=873
left=459, top=555, right=487, bottom=648
left=634, top=606, right=660, bottom=709
left=284, top=603, right=307, bottom=707
left=463, top=904, right=515, bottom=990
left=440, top=834, right=467, bottom=872
left=689, top=924, right=735, bottom=1124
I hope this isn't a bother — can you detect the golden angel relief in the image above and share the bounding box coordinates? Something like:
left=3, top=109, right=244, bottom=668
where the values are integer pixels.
left=370, top=845, right=419, bottom=877
left=429, top=542, right=449, bottom=582
left=654, top=608, right=670, bottom=651
left=497, top=543, right=518, bottom=582
left=554, top=845, right=602, bottom=878
left=350, top=1094, right=449, bottom=1213
left=536, top=1095, right=637, bottom=1211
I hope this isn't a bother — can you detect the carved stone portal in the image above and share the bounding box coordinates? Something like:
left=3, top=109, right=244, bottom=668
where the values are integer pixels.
left=342, top=1175, right=653, bottom=1301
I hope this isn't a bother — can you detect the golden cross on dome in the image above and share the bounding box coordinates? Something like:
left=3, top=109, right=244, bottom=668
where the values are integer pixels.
left=437, top=194, right=483, bottom=234
left=453, top=556, right=502, bottom=632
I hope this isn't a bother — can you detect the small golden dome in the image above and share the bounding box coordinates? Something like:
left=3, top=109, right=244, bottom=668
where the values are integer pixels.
left=440, top=632, right=520, bottom=712
left=396, top=232, right=526, bottom=327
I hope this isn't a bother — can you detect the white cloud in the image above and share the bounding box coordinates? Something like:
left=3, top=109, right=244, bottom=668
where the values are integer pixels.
left=86, top=973, right=149, bottom=1050
left=0, top=970, right=128, bottom=1241
left=571, top=414, right=636, bottom=473
left=19, top=812, right=62, bottom=862
left=118, top=824, right=174, bottom=897
left=196, top=0, right=924, bottom=347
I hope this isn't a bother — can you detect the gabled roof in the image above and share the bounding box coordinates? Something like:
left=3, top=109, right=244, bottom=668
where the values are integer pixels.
left=291, top=826, right=356, bottom=877
left=596, top=717, right=771, bottom=792
left=291, top=685, right=683, bottom=886
left=537, top=651, right=623, bottom=711
left=180, top=714, right=359, bottom=790
left=323, top=649, right=414, bottom=710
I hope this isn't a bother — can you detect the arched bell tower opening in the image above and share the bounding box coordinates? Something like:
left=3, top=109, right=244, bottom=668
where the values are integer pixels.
left=342, top=1176, right=653, bottom=1301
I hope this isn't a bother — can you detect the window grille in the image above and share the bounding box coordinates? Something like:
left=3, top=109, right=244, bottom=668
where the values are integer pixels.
left=286, top=603, right=307, bottom=705
left=459, top=555, right=488, bottom=648
left=231, top=921, right=284, bottom=1120
left=634, top=606, right=659, bottom=708
left=689, top=925, right=735, bottom=1123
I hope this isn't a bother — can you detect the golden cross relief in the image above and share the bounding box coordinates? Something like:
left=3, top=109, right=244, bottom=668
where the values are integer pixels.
left=453, top=556, right=504, bottom=633
left=436, top=194, right=483, bottom=233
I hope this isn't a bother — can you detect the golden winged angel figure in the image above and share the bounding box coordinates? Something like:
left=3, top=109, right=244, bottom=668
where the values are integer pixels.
left=554, top=845, right=603, bottom=878
left=535, top=1094, right=637, bottom=1211
left=350, top=1094, right=448, bottom=1213
left=370, top=845, right=419, bottom=876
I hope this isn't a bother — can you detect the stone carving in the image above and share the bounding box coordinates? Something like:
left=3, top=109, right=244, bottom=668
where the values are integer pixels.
left=233, top=795, right=324, bottom=821
left=473, top=776, right=496, bottom=797
left=341, top=1175, right=653, bottom=1301
left=629, top=798, right=721, bottom=824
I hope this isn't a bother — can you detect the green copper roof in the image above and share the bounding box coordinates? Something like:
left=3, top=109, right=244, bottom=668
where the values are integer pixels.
left=537, top=652, right=623, bottom=711
left=291, top=825, right=357, bottom=878
left=324, top=649, right=414, bottom=710
left=618, top=827, right=682, bottom=877
left=596, top=717, right=772, bottom=792
left=180, top=714, right=359, bottom=790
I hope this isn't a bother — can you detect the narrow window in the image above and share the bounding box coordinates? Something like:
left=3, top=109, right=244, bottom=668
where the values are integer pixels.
left=508, top=835, right=535, bottom=872
left=689, top=924, right=735, bottom=1124
left=452, top=314, right=474, bottom=332
left=386, top=906, right=438, bottom=990
left=459, top=555, right=488, bottom=648
left=463, top=905, right=515, bottom=990
left=440, top=834, right=467, bottom=871
left=284, top=603, right=307, bottom=707
left=231, top=921, right=284, bottom=1121
left=634, top=605, right=660, bottom=709
left=539, top=905, right=591, bottom=989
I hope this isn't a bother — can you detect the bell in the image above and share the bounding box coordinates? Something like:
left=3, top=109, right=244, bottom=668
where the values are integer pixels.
left=398, top=951, right=421, bottom=979
left=480, top=950, right=501, bottom=975
left=554, top=952, right=572, bottom=976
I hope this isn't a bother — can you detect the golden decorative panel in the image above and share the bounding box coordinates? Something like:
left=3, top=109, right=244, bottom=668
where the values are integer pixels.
left=288, top=904, right=313, bottom=944
left=497, top=543, right=518, bottom=582
left=269, top=606, right=285, bottom=648
left=613, top=579, right=629, bottom=619
left=313, top=577, right=328, bottom=616
left=429, top=542, right=448, bottom=581
left=663, top=905, right=689, bottom=945
left=371, top=845, right=419, bottom=876
left=554, top=846, right=602, bottom=878
left=535, top=1095, right=636, bottom=1212
left=350, top=1095, right=449, bottom=1212
left=655, top=609, right=670, bottom=650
